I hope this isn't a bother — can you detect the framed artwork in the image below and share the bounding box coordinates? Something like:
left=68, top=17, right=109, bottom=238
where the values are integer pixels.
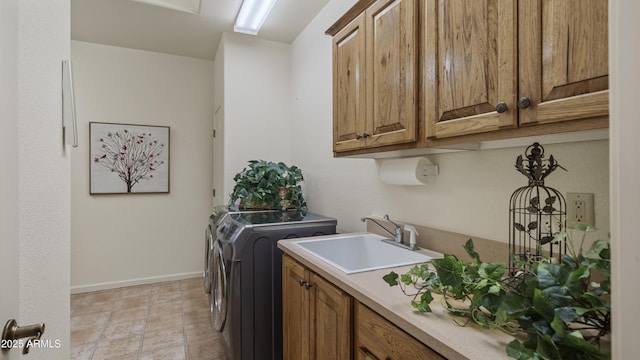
left=90, top=122, right=170, bottom=194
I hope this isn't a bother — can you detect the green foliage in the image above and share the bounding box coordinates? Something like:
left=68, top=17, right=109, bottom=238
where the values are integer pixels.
left=383, top=228, right=611, bottom=360
left=229, top=160, right=307, bottom=211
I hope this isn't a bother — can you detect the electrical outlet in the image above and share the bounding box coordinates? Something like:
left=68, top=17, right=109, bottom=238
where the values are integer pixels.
left=566, top=193, right=595, bottom=227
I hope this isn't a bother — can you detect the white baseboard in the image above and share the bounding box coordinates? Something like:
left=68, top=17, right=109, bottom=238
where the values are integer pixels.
left=70, top=271, right=202, bottom=294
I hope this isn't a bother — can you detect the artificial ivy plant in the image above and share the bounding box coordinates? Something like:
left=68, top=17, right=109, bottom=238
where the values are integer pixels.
left=383, top=225, right=611, bottom=360
left=229, top=160, right=307, bottom=211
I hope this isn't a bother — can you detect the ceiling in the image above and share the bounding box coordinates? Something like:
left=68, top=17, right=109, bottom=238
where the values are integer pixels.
left=71, top=0, right=330, bottom=60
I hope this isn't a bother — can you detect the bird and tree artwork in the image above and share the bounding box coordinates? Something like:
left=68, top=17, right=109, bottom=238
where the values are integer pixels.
left=90, top=122, right=169, bottom=194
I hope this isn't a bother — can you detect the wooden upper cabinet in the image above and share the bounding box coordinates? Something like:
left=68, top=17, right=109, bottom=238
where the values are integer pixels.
left=425, top=0, right=518, bottom=139
left=330, top=0, right=419, bottom=153
left=425, top=0, right=608, bottom=140
left=330, top=0, right=609, bottom=154
left=518, top=0, right=609, bottom=125
left=333, top=14, right=366, bottom=152
left=364, top=0, right=418, bottom=148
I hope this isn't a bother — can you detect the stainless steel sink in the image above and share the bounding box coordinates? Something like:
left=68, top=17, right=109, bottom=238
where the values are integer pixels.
left=292, top=233, right=435, bottom=274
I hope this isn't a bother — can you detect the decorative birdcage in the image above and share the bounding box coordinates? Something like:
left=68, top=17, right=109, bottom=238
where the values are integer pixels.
left=509, top=143, right=566, bottom=274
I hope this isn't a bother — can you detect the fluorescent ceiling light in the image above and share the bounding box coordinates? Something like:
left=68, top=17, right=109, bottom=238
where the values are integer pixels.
left=131, top=0, right=201, bottom=14
left=234, top=0, right=278, bottom=35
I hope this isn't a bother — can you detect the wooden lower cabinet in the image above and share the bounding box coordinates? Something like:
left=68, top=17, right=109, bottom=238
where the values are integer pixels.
left=355, top=301, right=445, bottom=360
left=282, top=255, right=352, bottom=360
left=283, top=255, right=311, bottom=359
left=311, top=273, right=353, bottom=359
left=283, top=255, right=445, bottom=360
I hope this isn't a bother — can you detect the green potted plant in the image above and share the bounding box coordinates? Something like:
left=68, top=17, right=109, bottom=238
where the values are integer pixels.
left=383, top=224, right=611, bottom=360
left=229, top=160, right=307, bottom=211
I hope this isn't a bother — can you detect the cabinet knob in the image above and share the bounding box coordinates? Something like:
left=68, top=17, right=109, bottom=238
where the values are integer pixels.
left=517, top=97, right=531, bottom=109
left=362, top=132, right=370, bottom=138
left=304, top=282, right=313, bottom=290
left=297, top=279, right=312, bottom=289
left=496, top=102, right=508, bottom=113
left=356, top=133, right=362, bottom=140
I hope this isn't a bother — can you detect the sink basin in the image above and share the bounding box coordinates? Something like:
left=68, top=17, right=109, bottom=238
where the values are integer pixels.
left=292, top=233, right=434, bottom=274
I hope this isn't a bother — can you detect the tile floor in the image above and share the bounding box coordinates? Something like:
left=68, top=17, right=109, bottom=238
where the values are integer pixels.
left=70, top=278, right=223, bottom=360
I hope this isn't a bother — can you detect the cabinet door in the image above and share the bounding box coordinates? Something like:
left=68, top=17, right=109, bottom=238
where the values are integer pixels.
left=365, top=0, right=418, bottom=147
left=333, top=14, right=367, bottom=152
left=425, top=0, right=517, bottom=139
left=310, top=273, right=352, bottom=360
left=355, top=302, right=445, bottom=360
left=518, top=0, right=609, bottom=125
left=282, top=256, right=310, bottom=360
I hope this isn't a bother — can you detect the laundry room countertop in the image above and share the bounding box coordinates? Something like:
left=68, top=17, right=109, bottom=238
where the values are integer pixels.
left=278, top=233, right=515, bottom=360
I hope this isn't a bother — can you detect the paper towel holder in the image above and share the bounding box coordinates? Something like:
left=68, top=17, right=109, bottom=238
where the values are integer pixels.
left=378, top=156, right=439, bottom=185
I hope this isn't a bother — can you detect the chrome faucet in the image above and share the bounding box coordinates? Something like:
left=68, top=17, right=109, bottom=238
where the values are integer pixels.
left=361, top=215, right=419, bottom=250
left=361, top=214, right=403, bottom=244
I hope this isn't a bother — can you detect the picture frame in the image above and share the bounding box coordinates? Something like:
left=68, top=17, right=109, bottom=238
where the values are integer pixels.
left=90, top=122, right=170, bottom=194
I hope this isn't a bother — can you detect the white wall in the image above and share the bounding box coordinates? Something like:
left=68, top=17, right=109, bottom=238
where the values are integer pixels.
left=0, top=0, right=72, bottom=358
left=0, top=6, right=20, bottom=357
left=70, top=41, right=214, bottom=291
left=215, top=33, right=293, bottom=206
left=290, top=0, right=381, bottom=228
left=291, top=0, right=610, bottom=244
left=610, top=0, right=640, bottom=358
